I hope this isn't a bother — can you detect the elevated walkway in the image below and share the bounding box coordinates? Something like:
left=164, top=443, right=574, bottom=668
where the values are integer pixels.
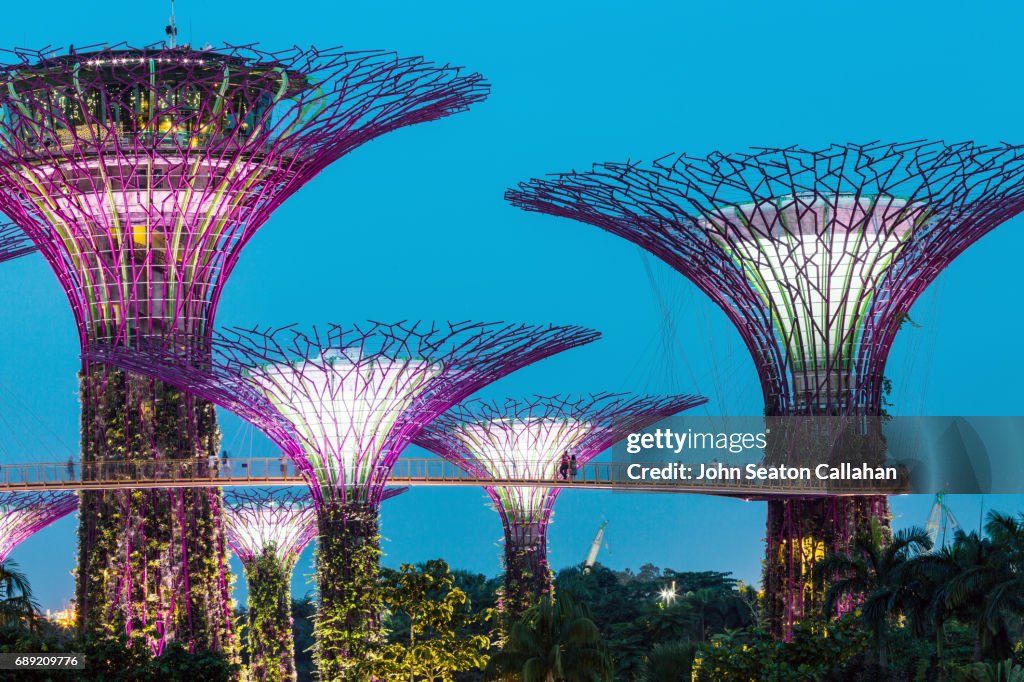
left=0, top=457, right=908, bottom=499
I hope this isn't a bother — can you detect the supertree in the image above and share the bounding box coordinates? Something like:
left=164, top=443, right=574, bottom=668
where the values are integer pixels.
left=223, top=486, right=405, bottom=682
left=506, top=141, right=1024, bottom=637
left=85, top=320, right=598, bottom=679
left=0, top=223, right=34, bottom=263
left=414, top=392, right=706, bottom=626
left=0, top=492, right=78, bottom=562
left=223, top=488, right=317, bottom=682
left=0, top=42, right=487, bottom=653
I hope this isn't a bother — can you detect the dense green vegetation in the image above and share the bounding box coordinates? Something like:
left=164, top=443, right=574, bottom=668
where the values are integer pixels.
left=76, top=370, right=232, bottom=654
left=313, top=501, right=383, bottom=680
left=6, top=508, right=1024, bottom=680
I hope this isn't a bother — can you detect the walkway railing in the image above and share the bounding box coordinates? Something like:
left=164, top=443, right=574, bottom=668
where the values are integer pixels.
left=0, top=458, right=910, bottom=498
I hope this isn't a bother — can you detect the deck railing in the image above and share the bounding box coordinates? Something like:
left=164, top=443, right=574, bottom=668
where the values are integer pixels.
left=0, top=457, right=910, bottom=498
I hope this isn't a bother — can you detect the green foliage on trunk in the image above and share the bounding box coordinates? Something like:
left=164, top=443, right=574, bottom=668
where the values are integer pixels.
left=75, top=367, right=235, bottom=656
left=244, top=550, right=297, bottom=682
left=313, top=500, right=382, bottom=681
left=499, top=543, right=552, bottom=637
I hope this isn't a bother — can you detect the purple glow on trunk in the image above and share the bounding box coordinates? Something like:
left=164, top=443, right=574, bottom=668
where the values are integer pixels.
left=507, top=141, right=1024, bottom=637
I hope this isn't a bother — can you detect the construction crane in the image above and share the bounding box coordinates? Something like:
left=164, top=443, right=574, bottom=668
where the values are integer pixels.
left=926, top=493, right=959, bottom=550
left=583, top=520, right=608, bottom=573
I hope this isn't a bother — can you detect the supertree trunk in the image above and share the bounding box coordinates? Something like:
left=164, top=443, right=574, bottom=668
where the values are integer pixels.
left=500, top=520, right=553, bottom=631
left=761, top=415, right=893, bottom=637
left=764, top=495, right=890, bottom=637
left=76, top=366, right=234, bottom=656
left=506, top=141, right=1024, bottom=641
left=243, top=551, right=297, bottom=682
left=314, top=500, right=382, bottom=681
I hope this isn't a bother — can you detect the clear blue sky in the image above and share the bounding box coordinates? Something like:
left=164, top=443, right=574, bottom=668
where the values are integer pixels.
left=1, top=0, right=1023, bottom=612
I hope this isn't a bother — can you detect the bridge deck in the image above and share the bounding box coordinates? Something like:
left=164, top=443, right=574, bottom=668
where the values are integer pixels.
left=0, top=458, right=908, bottom=499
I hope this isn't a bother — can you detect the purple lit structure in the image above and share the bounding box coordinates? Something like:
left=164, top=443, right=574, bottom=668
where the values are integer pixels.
left=507, top=141, right=1024, bottom=637
left=415, top=393, right=706, bottom=624
left=0, top=42, right=487, bottom=653
left=223, top=486, right=406, bottom=682
left=0, top=492, right=77, bottom=562
left=0, top=223, right=34, bottom=263
left=224, top=488, right=315, bottom=682
left=86, top=321, right=598, bottom=677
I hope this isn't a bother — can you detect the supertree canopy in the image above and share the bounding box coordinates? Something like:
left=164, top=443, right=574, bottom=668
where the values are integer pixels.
left=224, top=488, right=315, bottom=682
left=224, top=489, right=319, bottom=573
left=507, top=141, right=1024, bottom=637
left=85, top=320, right=598, bottom=679
left=0, top=43, right=488, bottom=348
left=415, top=392, right=707, bottom=625
left=0, top=491, right=77, bottom=562
left=0, top=41, right=487, bottom=654
left=223, top=486, right=405, bottom=682
left=0, top=223, right=34, bottom=263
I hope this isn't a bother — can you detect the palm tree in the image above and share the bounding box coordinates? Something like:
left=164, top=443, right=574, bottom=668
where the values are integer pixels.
left=643, top=641, right=697, bottom=682
left=815, top=519, right=933, bottom=669
left=944, top=513, right=1024, bottom=661
left=0, top=559, right=38, bottom=629
left=897, top=539, right=963, bottom=679
left=963, top=659, right=1024, bottom=682
left=484, top=593, right=614, bottom=682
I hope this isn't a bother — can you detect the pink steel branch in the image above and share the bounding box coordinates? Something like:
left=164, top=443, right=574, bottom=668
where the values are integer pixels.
left=0, top=43, right=488, bottom=350
left=415, top=393, right=707, bottom=562
left=222, top=488, right=318, bottom=568
left=0, top=491, right=77, bottom=562
left=222, top=486, right=406, bottom=566
left=507, top=141, right=1024, bottom=416
left=508, top=141, right=1024, bottom=637
left=84, top=322, right=600, bottom=508
left=0, top=223, right=34, bottom=263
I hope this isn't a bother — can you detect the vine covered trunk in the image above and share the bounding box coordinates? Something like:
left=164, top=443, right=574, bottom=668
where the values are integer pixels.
left=763, top=495, right=890, bottom=639
left=76, top=366, right=235, bottom=656
left=244, top=551, right=297, bottom=682
left=314, top=500, right=382, bottom=681
left=500, top=519, right=552, bottom=632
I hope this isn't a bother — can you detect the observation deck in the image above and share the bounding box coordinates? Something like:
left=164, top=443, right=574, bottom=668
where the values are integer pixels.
left=0, top=457, right=909, bottom=500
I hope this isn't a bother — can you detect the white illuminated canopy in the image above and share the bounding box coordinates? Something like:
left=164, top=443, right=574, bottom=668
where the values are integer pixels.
left=251, top=348, right=443, bottom=489
left=452, top=417, right=592, bottom=520
left=701, top=194, right=920, bottom=400
left=224, top=500, right=317, bottom=567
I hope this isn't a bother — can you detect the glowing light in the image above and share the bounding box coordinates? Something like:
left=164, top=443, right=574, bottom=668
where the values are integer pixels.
left=222, top=489, right=317, bottom=567
left=418, top=394, right=706, bottom=544
left=252, top=349, right=443, bottom=490
left=508, top=141, right=1024, bottom=416
left=658, top=582, right=677, bottom=605
left=701, top=194, right=918, bottom=404
left=0, top=45, right=489, bottom=348
left=85, top=322, right=602, bottom=509
left=452, top=418, right=590, bottom=521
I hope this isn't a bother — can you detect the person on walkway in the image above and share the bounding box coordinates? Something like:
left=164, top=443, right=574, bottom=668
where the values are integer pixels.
left=569, top=453, right=579, bottom=479
left=279, top=455, right=288, bottom=477
left=221, top=450, right=231, bottom=478
left=66, top=456, right=75, bottom=481
left=207, top=452, right=218, bottom=477
left=558, top=452, right=570, bottom=480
